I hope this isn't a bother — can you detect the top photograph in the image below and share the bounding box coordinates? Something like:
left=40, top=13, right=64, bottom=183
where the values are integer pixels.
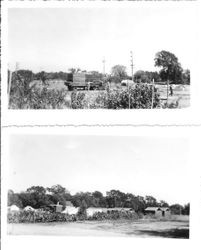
left=5, top=2, right=196, bottom=110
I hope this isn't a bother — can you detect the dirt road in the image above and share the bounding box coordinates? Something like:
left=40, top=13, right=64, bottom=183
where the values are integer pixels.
left=8, top=219, right=189, bottom=238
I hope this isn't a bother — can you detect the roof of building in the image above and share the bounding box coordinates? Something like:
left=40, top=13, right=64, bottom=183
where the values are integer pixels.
left=145, top=207, right=162, bottom=211
left=66, top=201, right=73, bottom=207
left=10, top=205, right=20, bottom=211
left=24, top=206, right=35, bottom=211
left=50, top=203, right=63, bottom=207
left=160, top=207, right=170, bottom=211
left=145, top=207, right=170, bottom=211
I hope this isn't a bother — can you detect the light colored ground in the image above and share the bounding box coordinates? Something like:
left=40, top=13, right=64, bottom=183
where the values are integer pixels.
left=156, top=84, right=190, bottom=108
left=8, top=217, right=189, bottom=238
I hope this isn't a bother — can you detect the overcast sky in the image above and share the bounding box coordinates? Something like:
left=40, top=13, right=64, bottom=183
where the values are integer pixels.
left=9, top=134, right=190, bottom=205
left=8, top=4, right=197, bottom=74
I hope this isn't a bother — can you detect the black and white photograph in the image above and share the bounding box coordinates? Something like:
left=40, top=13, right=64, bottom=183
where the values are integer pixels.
left=6, top=3, right=194, bottom=110
left=6, top=132, right=190, bottom=238
left=1, top=1, right=201, bottom=250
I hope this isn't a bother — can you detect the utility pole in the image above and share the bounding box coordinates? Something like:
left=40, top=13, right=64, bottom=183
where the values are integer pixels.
left=167, top=79, right=169, bottom=107
left=151, top=79, right=155, bottom=109
left=15, top=62, right=19, bottom=72
left=130, top=51, right=134, bottom=82
left=102, top=57, right=106, bottom=75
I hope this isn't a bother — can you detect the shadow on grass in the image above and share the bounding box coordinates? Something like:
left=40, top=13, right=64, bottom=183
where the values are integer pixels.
left=127, top=228, right=189, bottom=239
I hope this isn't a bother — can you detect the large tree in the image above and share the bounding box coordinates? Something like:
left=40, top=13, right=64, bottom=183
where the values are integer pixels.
left=154, top=50, right=183, bottom=84
left=111, top=65, right=127, bottom=83
left=7, top=190, right=23, bottom=208
left=47, top=184, right=71, bottom=208
left=182, top=69, right=190, bottom=85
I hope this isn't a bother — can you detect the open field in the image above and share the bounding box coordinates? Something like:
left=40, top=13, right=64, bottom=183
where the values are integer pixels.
left=8, top=217, right=189, bottom=238
left=156, top=84, right=190, bottom=108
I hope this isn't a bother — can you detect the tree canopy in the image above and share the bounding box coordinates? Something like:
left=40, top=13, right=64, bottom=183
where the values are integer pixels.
left=8, top=185, right=189, bottom=214
left=111, top=65, right=127, bottom=83
left=154, top=50, right=183, bottom=83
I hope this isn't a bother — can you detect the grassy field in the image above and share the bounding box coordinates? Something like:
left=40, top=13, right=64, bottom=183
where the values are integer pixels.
left=155, top=84, right=190, bottom=108
left=8, top=216, right=189, bottom=238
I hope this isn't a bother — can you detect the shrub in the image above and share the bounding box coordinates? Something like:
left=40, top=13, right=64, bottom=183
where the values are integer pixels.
left=9, top=75, right=70, bottom=109
left=71, top=91, right=87, bottom=109
left=88, top=210, right=141, bottom=221
left=7, top=210, right=74, bottom=223
left=104, top=84, right=160, bottom=109
left=7, top=210, right=142, bottom=223
left=9, top=87, right=69, bottom=109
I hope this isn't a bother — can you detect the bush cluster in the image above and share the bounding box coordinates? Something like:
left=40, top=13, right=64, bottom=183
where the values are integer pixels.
left=9, top=73, right=160, bottom=109
left=71, top=91, right=87, bottom=109
left=9, top=86, right=69, bottom=109
left=7, top=210, right=141, bottom=224
left=88, top=210, right=141, bottom=221
left=7, top=210, right=74, bottom=223
left=71, top=84, right=160, bottom=109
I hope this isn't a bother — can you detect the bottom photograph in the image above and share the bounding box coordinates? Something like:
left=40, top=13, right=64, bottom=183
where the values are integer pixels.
left=7, top=133, right=190, bottom=238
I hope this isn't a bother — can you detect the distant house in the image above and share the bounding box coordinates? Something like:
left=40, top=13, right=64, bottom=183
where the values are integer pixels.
left=144, top=207, right=171, bottom=217
left=62, top=201, right=79, bottom=215
left=8, top=205, right=20, bottom=212
left=50, top=202, right=63, bottom=213
left=24, top=206, right=35, bottom=211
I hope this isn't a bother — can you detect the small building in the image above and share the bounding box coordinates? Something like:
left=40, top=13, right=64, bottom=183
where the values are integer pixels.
left=62, top=201, right=79, bottom=215
left=24, top=206, right=35, bottom=211
left=8, top=205, right=20, bottom=212
left=161, top=207, right=171, bottom=217
left=145, top=207, right=171, bottom=218
left=50, top=202, right=63, bottom=213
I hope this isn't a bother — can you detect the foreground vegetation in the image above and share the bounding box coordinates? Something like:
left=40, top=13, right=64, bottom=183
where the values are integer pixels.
left=7, top=209, right=140, bottom=224
left=8, top=71, right=161, bottom=109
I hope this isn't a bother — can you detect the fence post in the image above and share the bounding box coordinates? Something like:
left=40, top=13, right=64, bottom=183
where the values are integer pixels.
left=167, top=80, right=169, bottom=107
left=151, top=79, right=154, bottom=109
left=127, top=82, right=130, bottom=109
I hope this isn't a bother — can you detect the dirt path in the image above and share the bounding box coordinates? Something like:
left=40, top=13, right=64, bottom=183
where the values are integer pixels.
left=8, top=219, right=189, bottom=238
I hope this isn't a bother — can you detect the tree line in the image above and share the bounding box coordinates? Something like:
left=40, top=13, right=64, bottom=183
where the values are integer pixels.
left=111, top=50, right=190, bottom=84
left=8, top=185, right=189, bottom=215
left=8, top=50, right=190, bottom=87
